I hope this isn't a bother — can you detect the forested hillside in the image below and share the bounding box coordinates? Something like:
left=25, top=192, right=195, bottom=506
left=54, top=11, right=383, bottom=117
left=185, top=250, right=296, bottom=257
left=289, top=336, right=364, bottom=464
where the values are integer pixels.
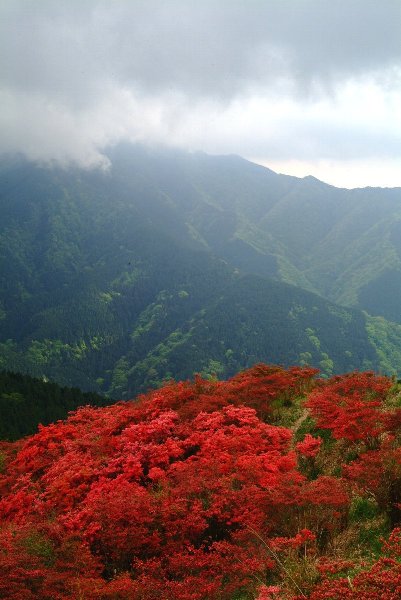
left=104, top=144, right=401, bottom=320
left=1, top=147, right=401, bottom=396
left=2, top=364, right=401, bottom=598
left=0, top=371, right=107, bottom=441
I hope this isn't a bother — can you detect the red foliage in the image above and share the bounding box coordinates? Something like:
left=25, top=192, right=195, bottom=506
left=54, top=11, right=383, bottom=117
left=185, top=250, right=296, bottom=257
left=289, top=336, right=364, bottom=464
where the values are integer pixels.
left=296, top=434, right=322, bottom=458
left=307, top=528, right=401, bottom=599
left=256, top=584, right=282, bottom=599
left=0, top=366, right=320, bottom=599
left=143, top=363, right=318, bottom=422
left=305, top=371, right=392, bottom=442
left=0, top=364, right=398, bottom=599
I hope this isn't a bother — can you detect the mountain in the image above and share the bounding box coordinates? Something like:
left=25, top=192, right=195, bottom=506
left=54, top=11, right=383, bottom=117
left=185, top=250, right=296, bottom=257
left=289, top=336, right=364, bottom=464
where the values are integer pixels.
left=0, top=146, right=401, bottom=397
left=88, top=144, right=401, bottom=321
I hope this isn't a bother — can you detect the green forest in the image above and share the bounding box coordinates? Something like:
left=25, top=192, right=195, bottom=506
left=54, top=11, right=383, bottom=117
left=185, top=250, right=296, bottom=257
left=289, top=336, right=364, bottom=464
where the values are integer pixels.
left=0, top=146, right=401, bottom=401
left=0, top=370, right=107, bottom=440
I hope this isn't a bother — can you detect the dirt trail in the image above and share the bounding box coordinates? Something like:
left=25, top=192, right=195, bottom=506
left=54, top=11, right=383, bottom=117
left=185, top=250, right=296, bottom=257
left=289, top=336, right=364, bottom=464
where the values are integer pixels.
left=292, top=409, right=309, bottom=432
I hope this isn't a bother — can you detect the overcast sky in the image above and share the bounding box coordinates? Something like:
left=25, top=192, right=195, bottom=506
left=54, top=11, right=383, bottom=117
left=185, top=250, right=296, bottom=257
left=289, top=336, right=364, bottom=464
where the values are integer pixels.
left=1, top=0, right=400, bottom=187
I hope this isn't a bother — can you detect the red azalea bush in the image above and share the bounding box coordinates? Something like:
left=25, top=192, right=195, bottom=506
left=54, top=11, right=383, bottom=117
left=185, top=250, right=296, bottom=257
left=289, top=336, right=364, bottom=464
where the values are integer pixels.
left=1, top=364, right=401, bottom=599
left=296, top=434, right=322, bottom=458
left=305, top=371, right=392, bottom=443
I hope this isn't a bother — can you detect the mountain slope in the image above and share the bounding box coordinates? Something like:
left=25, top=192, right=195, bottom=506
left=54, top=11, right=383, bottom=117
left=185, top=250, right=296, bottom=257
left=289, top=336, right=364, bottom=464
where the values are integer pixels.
left=119, top=274, right=378, bottom=398
left=102, top=145, right=401, bottom=320
left=0, top=148, right=400, bottom=397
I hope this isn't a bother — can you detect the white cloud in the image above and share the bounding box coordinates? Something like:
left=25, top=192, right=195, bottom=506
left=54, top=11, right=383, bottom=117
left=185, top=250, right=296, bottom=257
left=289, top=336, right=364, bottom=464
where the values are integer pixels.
left=0, top=0, right=400, bottom=186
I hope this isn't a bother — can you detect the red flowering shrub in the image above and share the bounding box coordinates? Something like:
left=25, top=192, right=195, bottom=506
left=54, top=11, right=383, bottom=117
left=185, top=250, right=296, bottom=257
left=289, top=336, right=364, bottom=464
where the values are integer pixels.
left=307, top=529, right=401, bottom=599
left=305, top=371, right=392, bottom=443
left=296, top=434, right=322, bottom=458
left=256, top=584, right=282, bottom=599
left=144, top=364, right=318, bottom=422
left=0, top=365, right=400, bottom=599
left=0, top=367, right=321, bottom=599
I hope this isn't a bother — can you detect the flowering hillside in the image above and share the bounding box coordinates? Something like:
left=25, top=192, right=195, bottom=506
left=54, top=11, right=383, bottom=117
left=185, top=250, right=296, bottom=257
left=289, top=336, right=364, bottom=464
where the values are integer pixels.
left=1, top=364, right=401, bottom=599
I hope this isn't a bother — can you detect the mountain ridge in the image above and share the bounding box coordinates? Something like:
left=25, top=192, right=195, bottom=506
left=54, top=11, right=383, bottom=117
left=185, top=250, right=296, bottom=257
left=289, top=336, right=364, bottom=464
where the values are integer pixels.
left=1, top=144, right=401, bottom=396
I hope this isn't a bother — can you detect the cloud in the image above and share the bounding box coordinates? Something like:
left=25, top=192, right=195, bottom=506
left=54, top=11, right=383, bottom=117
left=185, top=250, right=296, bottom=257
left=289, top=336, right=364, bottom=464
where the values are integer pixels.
left=0, top=0, right=400, bottom=184
left=3, top=0, right=400, bottom=100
